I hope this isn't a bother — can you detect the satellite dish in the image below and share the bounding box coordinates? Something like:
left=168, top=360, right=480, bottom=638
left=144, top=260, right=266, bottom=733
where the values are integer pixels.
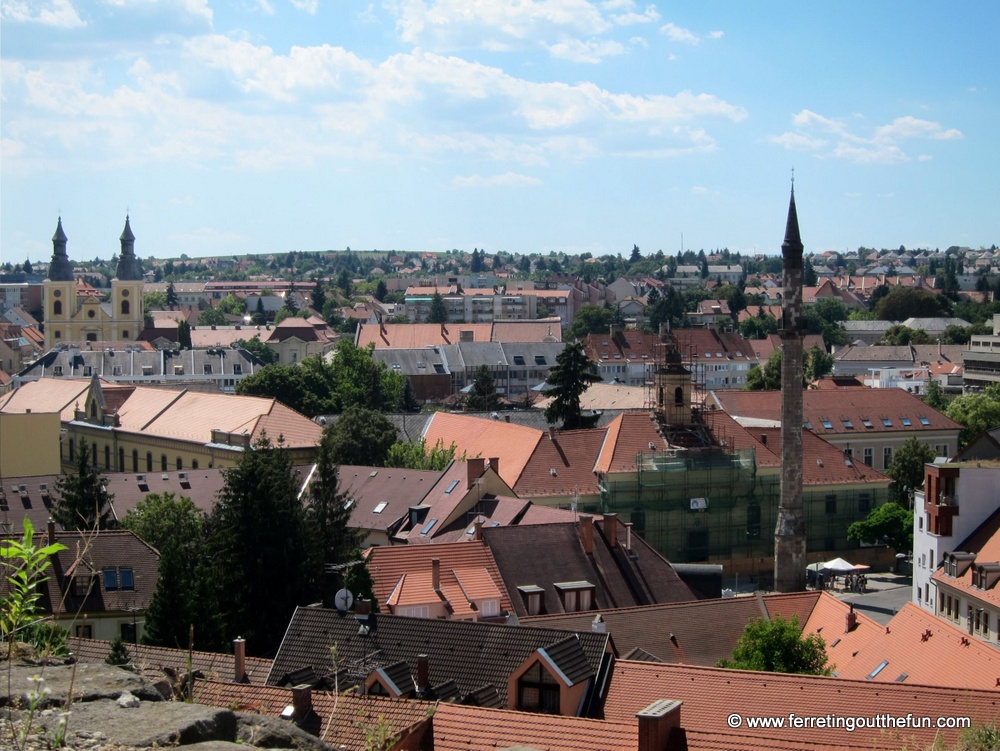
left=335, top=588, right=354, bottom=613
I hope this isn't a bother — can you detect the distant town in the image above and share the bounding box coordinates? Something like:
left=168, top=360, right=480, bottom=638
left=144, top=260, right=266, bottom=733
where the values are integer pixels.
left=1, top=214, right=1000, bottom=751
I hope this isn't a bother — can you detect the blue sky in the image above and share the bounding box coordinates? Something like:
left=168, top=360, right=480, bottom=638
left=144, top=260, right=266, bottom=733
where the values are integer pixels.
left=2, top=1, right=998, bottom=263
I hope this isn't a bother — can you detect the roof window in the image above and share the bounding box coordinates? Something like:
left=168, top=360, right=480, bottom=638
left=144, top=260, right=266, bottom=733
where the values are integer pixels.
left=901, top=417, right=912, bottom=426
left=867, top=660, right=889, bottom=680
left=445, top=480, right=460, bottom=494
left=419, top=518, right=438, bottom=536
left=373, top=501, right=387, bottom=514
left=821, top=419, right=833, bottom=430
left=919, top=416, right=930, bottom=426
left=534, top=355, right=547, bottom=365
left=881, top=418, right=893, bottom=427
left=513, top=355, right=526, bottom=366
left=841, top=419, right=854, bottom=429
left=861, top=418, right=874, bottom=429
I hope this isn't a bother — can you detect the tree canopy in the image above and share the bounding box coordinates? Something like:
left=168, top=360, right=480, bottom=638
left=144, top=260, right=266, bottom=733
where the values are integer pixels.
left=885, top=437, right=936, bottom=505
left=874, top=286, right=951, bottom=321
left=718, top=615, right=832, bottom=675
left=565, top=304, right=613, bottom=342
left=945, top=385, right=1000, bottom=449
left=427, top=291, right=448, bottom=324
left=386, top=438, right=460, bottom=471
left=543, top=340, right=602, bottom=430
left=466, top=364, right=501, bottom=412
left=847, top=501, right=912, bottom=554
left=54, top=437, right=114, bottom=530
left=324, top=406, right=398, bottom=466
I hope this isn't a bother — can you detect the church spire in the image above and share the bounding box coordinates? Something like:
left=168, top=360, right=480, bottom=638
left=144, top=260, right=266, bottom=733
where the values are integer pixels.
left=48, top=217, right=75, bottom=281
left=114, top=214, right=143, bottom=281
left=781, top=179, right=803, bottom=266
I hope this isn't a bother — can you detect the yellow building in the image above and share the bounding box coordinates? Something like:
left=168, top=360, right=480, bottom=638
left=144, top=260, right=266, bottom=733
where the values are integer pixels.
left=0, top=412, right=62, bottom=477
left=43, top=217, right=145, bottom=350
left=0, top=377, right=322, bottom=473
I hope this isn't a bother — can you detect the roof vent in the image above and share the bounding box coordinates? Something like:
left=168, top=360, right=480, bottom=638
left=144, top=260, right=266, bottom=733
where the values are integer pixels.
left=816, top=459, right=824, bottom=467
left=549, top=468, right=557, bottom=477
left=178, top=472, right=189, bottom=481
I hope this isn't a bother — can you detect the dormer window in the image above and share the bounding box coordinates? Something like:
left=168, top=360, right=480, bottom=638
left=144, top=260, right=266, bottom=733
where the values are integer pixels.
left=554, top=581, right=595, bottom=612
left=517, top=585, right=545, bottom=616
left=517, top=662, right=560, bottom=714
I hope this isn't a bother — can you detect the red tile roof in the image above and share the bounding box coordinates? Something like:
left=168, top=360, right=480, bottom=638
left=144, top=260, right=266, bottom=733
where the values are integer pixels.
left=835, top=602, right=1000, bottom=690
left=422, top=412, right=541, bottom=488
left=604, top=661, right=1000, bottom=749
left=515, top=428, right=605, bottom=497
left=595, top=412, right=664, bottom=474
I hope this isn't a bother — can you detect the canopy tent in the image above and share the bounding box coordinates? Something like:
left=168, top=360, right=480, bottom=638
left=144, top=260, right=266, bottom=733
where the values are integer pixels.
left=821, top=557, right=856, bottom=572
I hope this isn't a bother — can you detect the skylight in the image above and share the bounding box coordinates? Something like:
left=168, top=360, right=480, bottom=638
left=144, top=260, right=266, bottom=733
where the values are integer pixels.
left=821, top=419, right=833, bottom=430
left=861, top=418, right=874, bottom=429
left=803, top=420, right=813, bottom=430
left=419, top=518, right=438, bottom=536
left=842, top=419, right=854, bottom=429
left=919, top=416, right=931, bottom=425
left=445, top=479, right=460, bottom=494
left=535, top=355, right=547, bottom=365
left=867, top=660, right=889, bottom=680
left=373, top=501, right=387, bottom=514
left=901, top=417, right=912, bottom=426
left=882, top=418, right=893, bottom=427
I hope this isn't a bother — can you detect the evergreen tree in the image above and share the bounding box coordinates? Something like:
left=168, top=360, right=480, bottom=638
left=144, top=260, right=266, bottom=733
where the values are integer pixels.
left=398, top=377, right=420, bottom=412
left=166, top=282, right=178, bottom=308
left=374, top=279, right=388, bottom=302
left=207, top=434, right=313, bottom=656
left=310, top=279, right=327, bottom=313
left=251, top=297, right=267, bottom=325
left=543, top=340, right=602, bottom=430
left=337, top=268, right=352, bottom=298
left=428, top=291, right=448, bottom=324
left=305, top=431, right=362, bottom=607
left=177, top=320, right=192, bottom=349
left=466, top=364, right=501, bottom=412
left=105, top=635, right=132, bottom=664
left=629, top=244, right=642, bottom=264
left=23, top=258, right=33, bottom=275
left=326, top=406, right=398, bottom=466
left=54, top=437, right=113, bottom=530
left=283, top=284, right=299, bottom=314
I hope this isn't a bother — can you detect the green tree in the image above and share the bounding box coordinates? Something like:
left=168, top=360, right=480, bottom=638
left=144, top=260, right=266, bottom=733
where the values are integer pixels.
left=207, top=434, right=312, bottom=656
left=717, top=615, right=832, bottom=675
left=945, top=385, right=1000, bottom=449
left=326, top=407, right=398, bottom=466
left=305, top=430, right=362, bottom=607
left=197, top=307, right=227, bottom=327
left=1, top=518, right=67, bottom=655
left=646, top=287, right=685, bottom=333
left=466, top=364, right=501, bottom=412
left=875, top=286, right=951, bottom=321
left=876, top=324, right=931, bottom=346
left=386, top=438, right=459, bottom=471
left=738, top=313, right=779, bottom=340
left=217, top=293, right=247, bottom=317
left=565, top=304, right=613, bottom=342
left=398, top=378, right=420, bottom=413
left=177, top=319, right=192, bottom=349
left=251, top=297, right=267, bottom=325
left=427, top=291, right=448, bottom=324
left=543, top=340, right=602, bottom=430
left=744, top=351, right=783, bottom=391
left=144, top=290, right=167, bottom=311
left=54, top=437, right=114, bottom=530
left=885, top=437, right=937, bottom=505
left=236, top=334, right=278, bottom=365
left=121, top=492, right=205, bottom=553
left=805, top=345, right=834, bottom=383
left=337, top=268, right=352, bottom=298
left=166, top=282, right=178, bottom=308
left=311, top=279, right=326, bottom=312
left=283, top=284, right=299, bottom=314
left=374, top=279, right=388, bottom=303
left=847, top=501, right=912, bottom=554
left=924, top=380, right=949, bottom=411
left=106, top=635, right=132, bottom=664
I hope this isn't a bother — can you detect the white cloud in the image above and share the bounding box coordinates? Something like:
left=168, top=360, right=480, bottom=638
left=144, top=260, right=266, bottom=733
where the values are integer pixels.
left=660, top=21, right=722, bottom=45
left=774, top=109, right=963, bottom=164
left=546, top=37, right=625, bottom=63
left=102, top=0, right=213, bottom=25
left=289, top=0, right=317, bottom=14
left=1, top=0, right=85, bottom=27
left=453, top=171, right=543, bottom=187
left=691, top=185, right=709, bottom=195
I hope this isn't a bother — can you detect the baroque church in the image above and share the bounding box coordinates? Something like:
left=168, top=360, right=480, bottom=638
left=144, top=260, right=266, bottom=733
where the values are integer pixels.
left=43, top=217, right=145, bottom=350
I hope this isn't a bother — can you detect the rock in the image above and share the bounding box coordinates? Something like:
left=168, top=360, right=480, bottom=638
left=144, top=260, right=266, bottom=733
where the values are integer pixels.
left=235, top=713, right=336, bottom=751
left=117, top=691, right=140, bottom=708
left=0, top=660, right=163, bottom=709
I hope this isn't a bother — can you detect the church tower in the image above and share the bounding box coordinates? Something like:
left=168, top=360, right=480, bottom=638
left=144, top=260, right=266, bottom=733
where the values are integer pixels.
left=43, top=218, right=76, bottom=350
left=110, top=215, right=144, bottom=342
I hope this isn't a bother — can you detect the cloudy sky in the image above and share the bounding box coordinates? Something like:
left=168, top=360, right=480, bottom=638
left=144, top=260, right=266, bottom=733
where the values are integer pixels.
left=2, top=1, right=997, bottom=263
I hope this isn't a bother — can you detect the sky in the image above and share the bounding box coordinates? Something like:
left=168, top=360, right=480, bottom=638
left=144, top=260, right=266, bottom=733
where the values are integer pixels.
left=2, top=1, right=998, bottom=264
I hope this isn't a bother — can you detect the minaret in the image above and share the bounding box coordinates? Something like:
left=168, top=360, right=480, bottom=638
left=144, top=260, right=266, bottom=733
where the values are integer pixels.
left=111, top=215, right=144, bottom=341
left=43, top=218, right=76, bottom=349
left=774, top=181, right=807, bottom=592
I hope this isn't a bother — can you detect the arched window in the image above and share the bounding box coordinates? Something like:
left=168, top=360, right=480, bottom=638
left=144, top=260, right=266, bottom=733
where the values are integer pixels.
left=161, top=455, right=168, bottom=471
left=132, top=449, right=139, bottom=472
left=68, top=439, right=75, bottom=461
left=121, top=300, right=130, bottom=315
left=146, top=452, right=153, bottom=471
left=53, top=300, right=62, bottom=315
left=191, top=459, right=199, bottom=470
left=176, top=457, right=183, bottom=470
left=674, top=386, right=684, bottom=406
left=118, top=447, right=125, bottom=471
left=104, top=445, right=111, bottom=469
left=91, top=442, right=98, bottom=466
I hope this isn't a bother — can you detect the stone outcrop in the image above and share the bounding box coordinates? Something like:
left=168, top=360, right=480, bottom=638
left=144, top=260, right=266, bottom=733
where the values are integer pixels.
left=0, top=660, right=333, bottom=751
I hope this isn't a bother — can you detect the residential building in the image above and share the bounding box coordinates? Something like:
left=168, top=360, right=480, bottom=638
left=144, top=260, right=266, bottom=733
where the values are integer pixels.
left=42, top=218, right=145, bottom=350
left=356, top=320, right=561, bottom=349
left=0, top=411, right=61, bottom=478
left=582, top=327, right=660, bottom=387
left=685, top=299, right=732, bottom=328
left=964, top=313, right=1000, bottom=392
left=672, top=328, right=758, bottom=392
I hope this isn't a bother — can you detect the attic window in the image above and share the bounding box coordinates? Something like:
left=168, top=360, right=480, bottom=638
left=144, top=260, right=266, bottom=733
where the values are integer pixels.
left=513, top=355, right=526, bottom=366
left=901, top=417, right=911, bottom=426
left=861, top=418, right=874, bottom=429
left=517, top=585, right=545, bottom=616
left=554, top=581, right=595, bottom=612
left=373, top=501, right=388, bottom=514
left=919, top=416, right=931, bottom=426
left=867, top=660, right=889, bottom=680
left=445, top=480, right=460, bottom=494
left=119, top=568, right=134, bottom=591
left=841, top=419, right=854, bottom=429
left=419, top=518, right=438, bottom=536
left=881, top=418, right=893, bottom=427
left=803, top=420, right=813, bottom=430
left=534, top=355, right=546, bottom=365
left=103, top=568, right=119, bottom=592
left=821, top=419, right=833, bottom=430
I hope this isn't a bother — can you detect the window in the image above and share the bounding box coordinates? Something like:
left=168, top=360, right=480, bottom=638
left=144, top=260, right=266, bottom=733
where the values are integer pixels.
left=419, top=518, right=438, bottom=536
left=862, top=418, right=874, bottom=429
left=821, top=419, right=833, bottom=430
left=53, top=300, right=63, bottom=315
left=132, top=450, right=138, bottom=472
left=881, top=418, right=893, bottom=427
left=191, top=459, right=199, bottom=470
left=867, top=660, right=889, bottom=680
left=674, top=386, right=683, bottom=406
left=919, top=416, right=930, bottom=426
left=445, top=480, right=460, bottom=494
left=373, top=501, right=388, bottom=514
left=883, top=447, right=893, bottom=470
left=233, top=364, right=243, bottom=375
left=842, top=419, right=854, bottom=429
left=518, top=585, right=545, bottom=616
left=104, top=568, right=119, bottom=591
left=397, top=605, right=429, bottom=618
left=71, top=574, right=94, bottom=598
left=92, top=442, right=98, bottom=466
left=161, top=455, right=168, bottom=471
left=53, top=366, right=63, bottom=377
left=534, top=355, right=546, bottom=366
left=518, top=662, right=560, bottom=714
left=825, top=496, right=837, bottom=515
left=121, top=300, right=130, bottom=315
left=54, top=330, right=61, bottom=339
left=480, top=599, right=500, bottom=617
left=146, top=452, right=153, bottom=471
left=513, top=355, right=526, bottom=366
left=69, top=439, right=75, bottom=462
left=119, top=568, right=134, bottom=590
left=176, top=457, right=183, bottom=470
left=118, top=447, right=125, bottom=471
left=863, top=448, right=873, bottom=466
left=120, top=622, right=137, bottom=644
left=75, top=625, right=92, bottom=639
left=204, top=363, right=213, bottom=375
left=555, top=582, right=595, bottom=612
left=901, top=417, right=912, bottom=426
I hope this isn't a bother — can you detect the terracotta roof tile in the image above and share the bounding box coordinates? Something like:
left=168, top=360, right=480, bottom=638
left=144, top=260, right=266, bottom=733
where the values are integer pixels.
left=335, top=465, right=441, bottom=533
left=932, top=507, right=1000, bottom=611
left=356, top=323, right=493, bottom=348
left=0, top=378, right=92, bottom=420
left=422, top=412, right=540, bottom=488
left=595, top=412, right=664, bottom=474
left=604, top=660, right=1000, bottom=749
left=515, top=428, right=605, bottom=497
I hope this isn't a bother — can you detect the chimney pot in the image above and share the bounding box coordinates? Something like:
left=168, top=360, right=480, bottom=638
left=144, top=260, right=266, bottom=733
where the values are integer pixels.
left=355, top=598, right=372, bottom=615
left=290, top=684, right=312, bottom=718
left=473, top=518, right=484, bottom=541
left=604, top=513, right=619, bottom=548
left=624, top=522, right=633, bottom=551
left=846, top=604, right=858, bottom=633
left=234, top=637, right=247, bottom=682
left=580, top=514, right=594, bottom=555
left=47, top=517, right=56, bottom=547
left=637, top=699, right=683, bottom=751
left=417, top=654, right=429, bottom=690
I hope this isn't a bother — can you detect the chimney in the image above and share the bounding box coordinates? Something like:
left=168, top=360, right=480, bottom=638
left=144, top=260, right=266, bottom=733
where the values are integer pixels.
left=47, top=517, right=56, bottom=546
left=504, top=415, right=511, bottom=423
left=604, top=513, right=619, bottom=548
left=234, top=637, right=247, bottom=682
left=580, top=514, right=594, bottom=555
left=473, top=518, right=483, bottom=541
left=417, top=654, right=429, bottom=691
left=625, top=522, right=633, bottom=552
left=548, top=426, right=556, bottom=441
left=845, top=603, right=858, bottom=633
left=290, top=684, right=312, bottom=718
left=488, top=457, right=499, bottom=478
left=591, top=613, right=606, bottom=633
left=637, top=699, right=683, bottom=751
left=760, top=433, right=767, bottom=445
left=355, top=598, right=372, bottom=615
left=432, top=558, right=441, bottom=592
left=467, top=457, right=486, bottom=488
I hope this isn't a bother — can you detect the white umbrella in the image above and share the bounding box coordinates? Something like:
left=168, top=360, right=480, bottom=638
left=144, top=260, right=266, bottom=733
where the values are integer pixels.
left=822, top=557, right=855, bottom=573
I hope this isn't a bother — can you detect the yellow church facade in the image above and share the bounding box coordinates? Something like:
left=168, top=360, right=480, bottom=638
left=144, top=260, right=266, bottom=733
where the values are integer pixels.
left=43, top=217, right=145, bottom=350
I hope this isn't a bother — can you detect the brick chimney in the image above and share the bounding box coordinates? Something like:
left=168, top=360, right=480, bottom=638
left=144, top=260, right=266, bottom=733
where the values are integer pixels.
left=604, top=513, right=619, bottom=549
left=234, top=637, right=247, bottom=682
left=417, top=654, right=429, bottom=691
left=432, top=558, right=441, bottom=592
left=579, top=514, right=594, bottom=555
left=355, top=598, right=372, bottom=615
left=47, top=517, right=56, bottom=547
left=637, top=699, right=683, bottom=751
left=473, top=518, right=483, bottom=541
left=488, top=457, right=499, bottom=478
left=624, top=522, right=633, bottom=552
left=845, top=603, right=858, bottom=633
left=548, top=426, right=556, bottom=441
left=467, top=457, right=485, bottom=488
left=290, top=684, right=312, bottom=718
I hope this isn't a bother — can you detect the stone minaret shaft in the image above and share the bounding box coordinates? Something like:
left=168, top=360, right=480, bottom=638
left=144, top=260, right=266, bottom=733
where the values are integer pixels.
left=774, top=184, right=807, bottom=592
